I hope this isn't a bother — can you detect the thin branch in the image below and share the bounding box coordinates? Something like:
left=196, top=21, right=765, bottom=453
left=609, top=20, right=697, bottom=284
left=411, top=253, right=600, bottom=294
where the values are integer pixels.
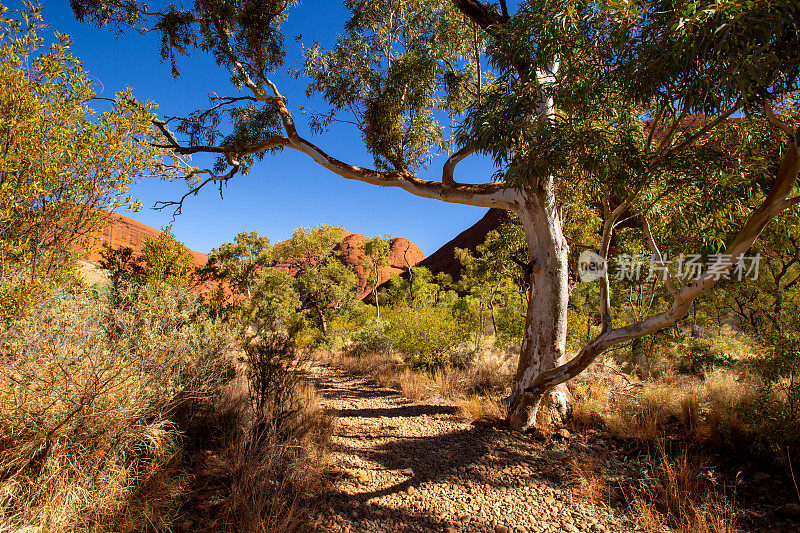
left=640, top=213, right=678, bottom=296
left=764, top=101, right=796, bottom=139
left=663, top=99, right=743, bottom=158
left=442, top=145, right=475, bottom=187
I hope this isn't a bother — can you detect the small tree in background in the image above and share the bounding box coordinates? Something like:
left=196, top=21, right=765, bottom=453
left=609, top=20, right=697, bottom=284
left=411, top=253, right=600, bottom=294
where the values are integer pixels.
left=282, top=226, right=358, bottom=337
left=361, top=236, right=391, bottom=320
left=140, top=226, right=194, bottom=286
left=0, top=3, right=169, bottom=321
left=205, top=231, right=299, bottom=340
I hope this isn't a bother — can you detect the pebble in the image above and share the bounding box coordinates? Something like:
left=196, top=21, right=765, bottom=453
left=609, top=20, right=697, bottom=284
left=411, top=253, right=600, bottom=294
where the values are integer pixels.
left=311, top=364, right=639, bottom=533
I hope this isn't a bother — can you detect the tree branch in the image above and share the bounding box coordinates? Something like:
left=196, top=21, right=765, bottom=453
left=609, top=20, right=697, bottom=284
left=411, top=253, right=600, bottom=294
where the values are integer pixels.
left=526, top=132, right=800, bottom=394
left=640, top=213, right=678, bottom=296
left=442, top=145, right=475, bottom=187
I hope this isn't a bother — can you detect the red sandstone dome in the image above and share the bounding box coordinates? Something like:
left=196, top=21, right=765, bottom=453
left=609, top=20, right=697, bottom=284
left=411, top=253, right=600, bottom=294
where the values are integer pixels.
left=85, top=213, right=426, bottom=301
left=334, top=233, right=425, bottom=299
left=81, top=211, right=208, bottom=268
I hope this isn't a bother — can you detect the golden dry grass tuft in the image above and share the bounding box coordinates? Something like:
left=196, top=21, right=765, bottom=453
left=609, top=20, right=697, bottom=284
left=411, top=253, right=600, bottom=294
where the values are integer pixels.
left=568, top=452, right=615, bottom=505
left=630, top=446, right=737, bottom=533
left=0, top=284, right=332, bottom=533
left=456, top=394, right=506, bottom=424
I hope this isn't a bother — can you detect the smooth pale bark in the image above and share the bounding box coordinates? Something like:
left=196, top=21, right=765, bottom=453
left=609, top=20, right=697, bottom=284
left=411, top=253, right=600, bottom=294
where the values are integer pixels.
left=507, top=182, right=571, bottom=430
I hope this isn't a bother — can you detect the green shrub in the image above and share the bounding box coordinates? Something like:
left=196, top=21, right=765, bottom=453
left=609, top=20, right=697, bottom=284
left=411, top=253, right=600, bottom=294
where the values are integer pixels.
left=346, top=319, right=392, bottom=356
left=383, top=304, right=472, bottom=369
left=675, top=337, right=736, bottom=376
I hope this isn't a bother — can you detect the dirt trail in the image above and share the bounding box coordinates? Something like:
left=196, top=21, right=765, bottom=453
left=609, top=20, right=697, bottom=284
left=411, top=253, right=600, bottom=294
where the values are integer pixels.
left=309, top=363, right=635, bottom=533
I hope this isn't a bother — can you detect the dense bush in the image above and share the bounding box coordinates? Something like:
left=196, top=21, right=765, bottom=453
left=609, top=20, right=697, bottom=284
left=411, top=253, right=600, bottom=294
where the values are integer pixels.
left=383, top=304, right=473, bottom=369
left=0, top=282, right=233, bottom=531
left=346, top=319, right=392, bottom=357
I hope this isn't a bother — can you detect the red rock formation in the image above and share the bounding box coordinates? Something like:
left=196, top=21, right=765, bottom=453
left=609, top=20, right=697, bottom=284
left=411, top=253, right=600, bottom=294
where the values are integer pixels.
left=274, top=231, right=425, bottom=300
left=334, top=234, right=425, bottom=299
left=82, top=213, right=427, bottom=301
left=82, top=212, right=208, bottom=268
left=416, top=208, right=509, bottom=282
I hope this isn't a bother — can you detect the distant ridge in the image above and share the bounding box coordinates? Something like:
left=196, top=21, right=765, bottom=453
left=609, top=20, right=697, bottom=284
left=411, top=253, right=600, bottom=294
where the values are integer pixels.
left=415, top=208, right=509, bottom=282
left=82, top=212, right=208, bottom=268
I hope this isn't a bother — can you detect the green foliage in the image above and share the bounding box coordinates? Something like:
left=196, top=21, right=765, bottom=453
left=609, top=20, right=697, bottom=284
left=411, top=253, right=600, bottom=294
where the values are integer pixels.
left=346, top=319, right=392, bottom=357
left=139, top=226, right=195, bottom=286
left=205, top=231, right=299, bottom=339
left=382, top=266, right=453, bottom=309
left=303, top=0, right=478, bottom=170
left=456, top=219, right=529, bottom=346
left=283, top=225, right=358, bottom=336
left=0, top=3, right=168, bottom=287
left=361, top=234, right=391, bottom=318
left=383, top=303, right=473, bottom=369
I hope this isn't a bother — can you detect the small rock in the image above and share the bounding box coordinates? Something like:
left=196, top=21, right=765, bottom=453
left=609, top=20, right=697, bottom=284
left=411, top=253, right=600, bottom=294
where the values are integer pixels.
left=350, top=510, right=359, bottom=520
left=557, top=428, right=571, bottom=439
left=495, top=526, right=509, bottom=533
left=406, top=485, right=416, bottom=495
left=181, top=520, right=194, bottom=532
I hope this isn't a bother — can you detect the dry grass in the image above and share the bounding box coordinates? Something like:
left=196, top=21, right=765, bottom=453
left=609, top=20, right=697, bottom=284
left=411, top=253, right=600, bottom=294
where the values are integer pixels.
left=569, top=368, right=746, bottom=533
left=0, top=283, right=232, bottom=532
left=570, top=378, right=613, bottom=429
left=395, top=369, right=434, bottom=401
left=320, top=349, right=514, bottom=420
left=0, top=284, right=332, bottom=533
left=570, top=365, right=761, bottom=446
left=185, top=373, right=333, bottom=533
left=630, top=446, right=737, bottom=533
left=456, top=394, right=506, bottom=424
left=320, top=350, right=400, bottom=389
left=704, top=368, right=759, bottom=439
left=568, top=452, right=615, bottom=505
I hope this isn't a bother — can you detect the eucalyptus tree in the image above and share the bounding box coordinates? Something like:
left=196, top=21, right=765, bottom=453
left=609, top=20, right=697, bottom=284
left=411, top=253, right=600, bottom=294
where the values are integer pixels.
left=456, top=220, right=528, bottom=340
left=360, top=235, right=391, bottom=320
left=205, top=231, right=299, bottom=338
left=73, top=0, right=800, bottom=429
left=281, top=225, right=357, bottom=335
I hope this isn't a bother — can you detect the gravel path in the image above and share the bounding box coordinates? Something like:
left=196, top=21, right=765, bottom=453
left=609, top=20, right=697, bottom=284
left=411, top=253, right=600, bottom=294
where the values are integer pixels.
left=309, top=364, right=636, bottom=533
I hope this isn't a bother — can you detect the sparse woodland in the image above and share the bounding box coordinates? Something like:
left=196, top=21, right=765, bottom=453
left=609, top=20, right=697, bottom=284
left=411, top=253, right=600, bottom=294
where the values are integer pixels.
left=2, top=0, right=800, bottom=531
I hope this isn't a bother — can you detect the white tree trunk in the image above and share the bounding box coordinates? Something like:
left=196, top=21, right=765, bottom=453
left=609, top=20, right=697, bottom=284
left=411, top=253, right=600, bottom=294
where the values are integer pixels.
left=508, top=181, right=571, bottom=431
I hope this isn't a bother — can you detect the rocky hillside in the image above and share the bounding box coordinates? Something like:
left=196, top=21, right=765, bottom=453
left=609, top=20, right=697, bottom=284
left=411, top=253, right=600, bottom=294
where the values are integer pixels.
left=82, top=212, right=208, bottom=268
left=412, top=208, right=509, bottom=282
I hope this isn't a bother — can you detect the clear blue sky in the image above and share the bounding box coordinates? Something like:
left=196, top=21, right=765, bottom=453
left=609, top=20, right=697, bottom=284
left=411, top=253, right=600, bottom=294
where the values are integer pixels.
left=43, top=0, right=498, bottom=255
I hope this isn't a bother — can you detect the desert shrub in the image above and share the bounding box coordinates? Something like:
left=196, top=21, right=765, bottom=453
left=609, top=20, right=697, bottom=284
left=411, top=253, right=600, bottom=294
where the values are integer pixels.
left=346, top=319, right=392, bottom=356
left=324, top=301, right=374, bottom=349
left=0, top=282, right=233, bottom=532
left=185, top=354, right=333, bottom=533
left=675, top=337, right=737, bottom=376
left=185, top=334, right=334, bottom=533
left=383, top=303, right=473, bottom=369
